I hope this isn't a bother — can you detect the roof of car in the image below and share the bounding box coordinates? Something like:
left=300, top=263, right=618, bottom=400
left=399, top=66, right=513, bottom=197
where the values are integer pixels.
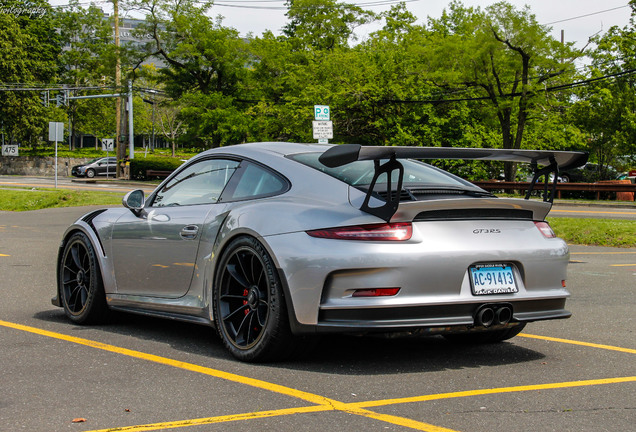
left=202, top=142, right=332, bottom=158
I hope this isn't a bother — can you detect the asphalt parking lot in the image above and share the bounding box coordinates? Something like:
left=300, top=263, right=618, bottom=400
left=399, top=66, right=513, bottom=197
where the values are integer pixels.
left=0, top=206, right=634, bottom=432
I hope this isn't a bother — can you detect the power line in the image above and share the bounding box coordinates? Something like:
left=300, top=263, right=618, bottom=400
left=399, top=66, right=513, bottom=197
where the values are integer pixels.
left=384, top=68, right=636, bottom=105
left=542, top=5, right=630, bottom=26
left=211, top=0, right=416, bottom=10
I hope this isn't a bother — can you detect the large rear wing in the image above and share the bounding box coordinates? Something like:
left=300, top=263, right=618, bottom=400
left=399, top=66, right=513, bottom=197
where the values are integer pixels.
left=319, top=144, right=588, bottom=221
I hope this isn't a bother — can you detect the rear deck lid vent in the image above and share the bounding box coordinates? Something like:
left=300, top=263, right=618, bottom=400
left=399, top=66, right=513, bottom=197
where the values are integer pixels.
left=414, top=208, right=534, bottom=221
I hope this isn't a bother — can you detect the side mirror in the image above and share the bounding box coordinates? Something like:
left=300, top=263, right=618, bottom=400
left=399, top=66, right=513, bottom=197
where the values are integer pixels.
left=122, top=189, right=145, bottom=216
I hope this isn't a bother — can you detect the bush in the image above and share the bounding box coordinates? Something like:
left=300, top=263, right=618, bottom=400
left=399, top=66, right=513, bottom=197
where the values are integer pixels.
left=129, top=156, right=188, bottom=180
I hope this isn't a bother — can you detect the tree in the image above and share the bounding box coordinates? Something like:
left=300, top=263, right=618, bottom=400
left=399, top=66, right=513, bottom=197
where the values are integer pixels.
left=125, top=0, right=253, bottom=148
left=157, top=100, right=185, bottom=156
left=571, top=1, right=636, bottom=174
left=55, top=0, right=117, bottom=149
left=0, top=0, right=60, bottom=146
left=283, top=0, right=376, bottom=50
left=127, top=0, right=248, bottom=97
left=424, top=1, right=578, bottom=179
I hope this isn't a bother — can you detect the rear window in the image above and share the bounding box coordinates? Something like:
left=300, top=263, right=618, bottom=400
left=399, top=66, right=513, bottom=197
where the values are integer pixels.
left=289, top=152, right=474, bottom=189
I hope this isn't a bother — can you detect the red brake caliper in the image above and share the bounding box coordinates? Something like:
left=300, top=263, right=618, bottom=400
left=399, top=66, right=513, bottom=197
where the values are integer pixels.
left=243, top=289, right=249, bottom=316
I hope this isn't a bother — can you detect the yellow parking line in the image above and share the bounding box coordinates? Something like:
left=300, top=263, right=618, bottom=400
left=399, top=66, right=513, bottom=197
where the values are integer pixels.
left=0, top=320, right=457, bottom=432
left=610, top=264, right=636, bottom=267
left=3, top=319, right=634, bottom=432
left=85, top=405, right=331, bottom=432
left=0, top=254, right=9, bottom=257
left=78, top=376, right=636, bottom=432
left=0, top=319, right=331, bottom=406
left=519, top=333, right=636, bottom=354
left=350, top=376, right=636, bottom=409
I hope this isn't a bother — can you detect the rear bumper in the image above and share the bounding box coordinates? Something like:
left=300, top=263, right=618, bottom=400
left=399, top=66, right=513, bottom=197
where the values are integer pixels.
left=315, top=297, right=569, bottom=331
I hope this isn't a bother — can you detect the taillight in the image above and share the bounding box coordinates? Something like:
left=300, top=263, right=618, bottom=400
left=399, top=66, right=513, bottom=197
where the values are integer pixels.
left=306, top=223, right=412, bottom=241
left=534, top=221, right=556, bottom=238
left=352, top=288, right=400, bottom=297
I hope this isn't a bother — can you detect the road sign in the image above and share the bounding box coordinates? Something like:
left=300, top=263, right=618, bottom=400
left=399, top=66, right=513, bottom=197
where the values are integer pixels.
left=314, top=105, right=330, bottom=121
left=313, top=121, right=333, bottom=139
left=1, top=145, right=18, bottom=156
left=48, top=122, right=64, bottom=142
left=102, top=139, right=114, bottom=151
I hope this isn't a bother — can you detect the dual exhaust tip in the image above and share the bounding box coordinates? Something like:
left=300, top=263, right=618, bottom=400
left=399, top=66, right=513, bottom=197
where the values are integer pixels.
left=475, top=304, right=513, bottom=327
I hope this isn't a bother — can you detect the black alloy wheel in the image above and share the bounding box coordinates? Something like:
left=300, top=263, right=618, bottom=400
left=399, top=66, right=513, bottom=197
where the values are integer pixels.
left=214, top=236, right=293, bottom=362
left=59, top=232, right=108, bottom=324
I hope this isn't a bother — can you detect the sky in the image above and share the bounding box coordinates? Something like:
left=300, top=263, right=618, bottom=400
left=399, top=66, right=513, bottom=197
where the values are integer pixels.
left=48, top=0, right=633, bottom=50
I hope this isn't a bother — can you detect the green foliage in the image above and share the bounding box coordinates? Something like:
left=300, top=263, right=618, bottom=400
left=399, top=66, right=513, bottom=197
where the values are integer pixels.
left=0, top=0, right=60, bottom=145
left=423, top=1, right=579, bottom=179
left=283, top=0, right=376, bottom=50
left=570, top=4, right=636, bottom=169
left=18, top=146, right=111, bottom=158
left=2, top=0, right=634, bottom=170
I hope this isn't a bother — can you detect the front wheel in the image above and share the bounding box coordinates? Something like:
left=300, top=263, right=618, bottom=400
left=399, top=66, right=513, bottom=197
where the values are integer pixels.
left=59, top=232, right=108, bottom=324
left=85, top=168, right=96, bottom=178
left=443, top=323, right=526, bottom=344
left=213, top=236, right=294, bottom=362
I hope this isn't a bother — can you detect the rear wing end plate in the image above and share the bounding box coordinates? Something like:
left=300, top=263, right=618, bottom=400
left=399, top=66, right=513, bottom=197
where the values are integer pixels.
left=319, top=144, right=588, bottom=222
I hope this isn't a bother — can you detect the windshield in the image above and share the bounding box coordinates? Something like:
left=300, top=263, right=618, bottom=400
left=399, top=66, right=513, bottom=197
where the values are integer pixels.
left=289, top=152, right=475, bottom=189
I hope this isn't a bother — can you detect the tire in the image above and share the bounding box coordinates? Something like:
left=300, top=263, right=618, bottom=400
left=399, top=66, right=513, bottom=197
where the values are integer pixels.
left=560, top=174, right=570, bottom=183
left=86, top=168, right=96, bottom=178
left=443, top=323, right=526, bottom=344
left=59, top=232, right=108, bottom=324
left=213, top=236, right=294, bottom=362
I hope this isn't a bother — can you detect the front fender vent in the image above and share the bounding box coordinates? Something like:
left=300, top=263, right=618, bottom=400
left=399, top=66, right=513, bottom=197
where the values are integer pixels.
left=82, top=209, right=108, bottom=225
left=81, top=209, right=108, bottom=256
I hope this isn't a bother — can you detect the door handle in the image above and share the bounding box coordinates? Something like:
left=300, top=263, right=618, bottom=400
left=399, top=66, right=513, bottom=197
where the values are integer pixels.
left=180, top=225, right=199, bottom=240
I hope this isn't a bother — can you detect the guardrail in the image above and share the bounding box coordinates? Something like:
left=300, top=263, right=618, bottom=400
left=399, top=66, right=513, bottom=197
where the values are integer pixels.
left=471, top=181, right=636, bottom=201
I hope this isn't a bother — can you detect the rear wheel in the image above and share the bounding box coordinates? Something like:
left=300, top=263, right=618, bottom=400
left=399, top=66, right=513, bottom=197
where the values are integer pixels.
left=213, top=236, right=294, bottom=362
left=59, top=232, right=108, bottom=324
left=443, top=323, right=526, bottom=344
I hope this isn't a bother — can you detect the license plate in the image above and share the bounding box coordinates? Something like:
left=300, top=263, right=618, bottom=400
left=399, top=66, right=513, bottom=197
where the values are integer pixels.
left=469, top=264, right=518, bottom=295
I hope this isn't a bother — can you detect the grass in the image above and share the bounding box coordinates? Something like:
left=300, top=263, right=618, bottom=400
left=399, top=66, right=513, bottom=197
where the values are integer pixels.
left=0, top=188, right=123, bottom=211
left=547, top=217, right=636, bottom=248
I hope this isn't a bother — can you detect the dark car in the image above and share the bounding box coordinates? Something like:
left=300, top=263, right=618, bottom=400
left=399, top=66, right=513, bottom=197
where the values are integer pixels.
left=71, top=157, right=117, bottom=178
left=559, top=163, right=619, bottom=183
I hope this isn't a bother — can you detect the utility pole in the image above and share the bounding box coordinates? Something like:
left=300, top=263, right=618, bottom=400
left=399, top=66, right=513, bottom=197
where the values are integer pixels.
left=114, top=0, right=123, bottom=178
left=128, top=80, right=134, bottom=160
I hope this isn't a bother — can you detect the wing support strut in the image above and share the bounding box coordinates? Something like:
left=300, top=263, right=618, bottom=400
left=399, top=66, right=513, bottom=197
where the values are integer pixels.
left=360, top=156, right=404, bottom=222
left=525, top=158, right=559, bottom=203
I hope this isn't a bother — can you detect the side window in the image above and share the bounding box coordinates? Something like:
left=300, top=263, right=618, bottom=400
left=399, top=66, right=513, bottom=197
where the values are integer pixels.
left=152, top=159, right=239, bottom=207
left=230, top=163, right=287, bottom=200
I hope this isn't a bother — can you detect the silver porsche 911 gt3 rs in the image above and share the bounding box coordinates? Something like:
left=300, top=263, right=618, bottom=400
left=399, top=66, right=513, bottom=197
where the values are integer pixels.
left=53, top=142, right=588, bottom=362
